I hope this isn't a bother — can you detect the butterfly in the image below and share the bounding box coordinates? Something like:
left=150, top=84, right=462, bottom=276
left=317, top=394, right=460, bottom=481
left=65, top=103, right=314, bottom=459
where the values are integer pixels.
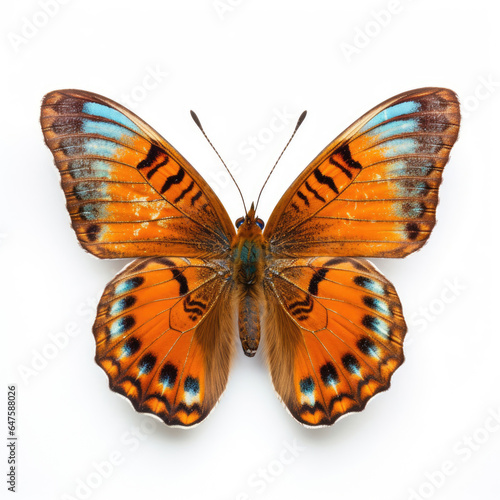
left=40, top=88, right=460, bottom=427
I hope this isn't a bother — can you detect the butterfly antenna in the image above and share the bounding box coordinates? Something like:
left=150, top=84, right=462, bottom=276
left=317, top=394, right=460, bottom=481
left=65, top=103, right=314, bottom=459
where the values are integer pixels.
left=254, top=110, right=307, bottom=213
left=190, top=110, right=247, bottom=215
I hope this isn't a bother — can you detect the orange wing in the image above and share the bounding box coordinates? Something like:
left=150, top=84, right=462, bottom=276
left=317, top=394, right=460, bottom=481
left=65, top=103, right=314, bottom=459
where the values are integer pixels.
left=93, top=257, right=236, bottom=427
left=264, top=257, right=406, bottom=426
left=264, top=88, right=460, bottom=258
left=41, top=90, right=235, bottom=259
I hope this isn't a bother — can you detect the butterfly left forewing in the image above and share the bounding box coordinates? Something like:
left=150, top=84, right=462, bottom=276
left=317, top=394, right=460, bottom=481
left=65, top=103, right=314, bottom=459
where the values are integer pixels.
left=265, top=88, right=460, bottom=258
left=264, top=257, right=406, bottom=426
left=41, top=89, right=235, bottom=259
left=93, top=257, right=236, bottom=426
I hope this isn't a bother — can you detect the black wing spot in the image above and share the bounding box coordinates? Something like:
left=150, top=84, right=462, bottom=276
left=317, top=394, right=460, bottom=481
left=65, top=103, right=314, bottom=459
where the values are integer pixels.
left=320, top=362, right=339, bottom=386
left=354, top=276, right=372, bottom=288
left=112, top=315, right=136, bottom=335
left=191, top=190, right=202, bottom=206
left=304, top=181, right=325, bottom=202
left=336, top=144, right=362, bottom=170
left=86, top=224, right=101, bottom=242
left=137, top=144, right=168, bottom=173
left=288, top=295, right=314, bottom=320
left=362, top=315, right=377, bottom=331
left=120, top=295, right=137, bottom=310
left=299, top=377, right=315, bottom=394
left=159, top=362, right=178, bottom=388
left=341, top=353, right=360, bottom=374
left=329, top=155, right=353, bottom=178
left=170, top=268, right=189, bottom=295
left=161, top=167, right=185, bottom=193
left=357, top=337, right=376, bottom=356
left=314, top=167, right=338, bottom=194
left=174, top=180, right=195, bottom=204
left=146, top=164, right=163, bottom=180
left=406, top=222, right=420, bottom=240
left=324, top=257, right=348, bottom=267
left=121, top=277, right=144, bottom=291
left=183, top=294, right=206, bottom=321
left=308, top=268, right=329, bottom=295
left=363, top=296, right=377, bottom=310
left=184, top=376, right=200, bottom=394
left=138, top=353, right=157, bottom=375
left=123, top=336, right=141, bottom=356
left=296, top=190, right=310, bottom=207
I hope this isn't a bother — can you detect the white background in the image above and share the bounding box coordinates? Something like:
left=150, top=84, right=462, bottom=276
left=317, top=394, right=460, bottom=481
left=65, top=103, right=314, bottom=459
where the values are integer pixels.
left=2, top=1, right=499, bottom=499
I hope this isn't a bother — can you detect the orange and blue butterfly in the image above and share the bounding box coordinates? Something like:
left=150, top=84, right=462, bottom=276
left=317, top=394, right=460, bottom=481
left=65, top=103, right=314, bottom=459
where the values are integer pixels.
left=40, top=88, right=460, bottom=427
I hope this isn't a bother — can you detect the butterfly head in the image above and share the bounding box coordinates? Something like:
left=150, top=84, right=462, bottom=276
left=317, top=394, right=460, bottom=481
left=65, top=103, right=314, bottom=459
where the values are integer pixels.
left=235, top=202, right=265, bottom=234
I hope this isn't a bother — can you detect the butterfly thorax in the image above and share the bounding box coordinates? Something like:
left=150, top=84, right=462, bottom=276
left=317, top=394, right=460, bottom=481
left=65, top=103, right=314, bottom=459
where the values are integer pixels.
left=231, top=204, right=267, bottom=357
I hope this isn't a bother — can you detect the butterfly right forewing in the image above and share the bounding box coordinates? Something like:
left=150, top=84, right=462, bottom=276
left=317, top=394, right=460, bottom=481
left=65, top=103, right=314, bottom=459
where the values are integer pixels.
left=41, top=89, right=235, bottom=259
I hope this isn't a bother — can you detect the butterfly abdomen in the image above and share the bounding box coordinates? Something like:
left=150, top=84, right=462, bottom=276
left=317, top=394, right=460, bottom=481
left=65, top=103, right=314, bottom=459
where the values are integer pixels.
left=237, top=288, right=263, bottom=357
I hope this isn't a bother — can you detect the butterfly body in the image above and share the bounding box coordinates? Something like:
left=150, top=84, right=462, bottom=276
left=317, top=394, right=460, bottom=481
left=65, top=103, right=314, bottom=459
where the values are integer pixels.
left=232, top=204, right=266, bottom=356
left=41, top=88, right=460, bottom=427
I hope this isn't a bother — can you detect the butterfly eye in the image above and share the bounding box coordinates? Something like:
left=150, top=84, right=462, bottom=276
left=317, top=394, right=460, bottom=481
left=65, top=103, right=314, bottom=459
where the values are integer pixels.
left=235, top=217, right=245, bottom=228
left=256, top=218, right=265, bottom=230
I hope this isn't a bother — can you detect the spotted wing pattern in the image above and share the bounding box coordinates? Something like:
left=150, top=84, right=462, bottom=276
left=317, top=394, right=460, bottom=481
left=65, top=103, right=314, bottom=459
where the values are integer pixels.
left=265, top=88, right=460, bottom=258
left=264, top=257, right=406, bottom=426
left=93, top=257, right=236, bottom=426
left=41, top=90, right=234, bottom=259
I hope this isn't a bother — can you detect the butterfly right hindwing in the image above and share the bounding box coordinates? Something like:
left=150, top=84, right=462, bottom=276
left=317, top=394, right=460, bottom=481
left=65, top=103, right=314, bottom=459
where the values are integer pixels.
left=264, top=257, right=406, bottom=426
